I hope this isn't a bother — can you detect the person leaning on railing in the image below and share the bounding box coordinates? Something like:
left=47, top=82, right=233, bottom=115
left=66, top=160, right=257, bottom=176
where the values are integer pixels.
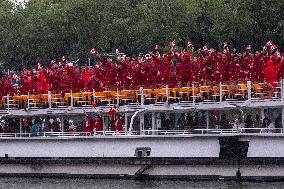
left=244, top=115, right=254, bottom=133
left=262, top=117, right=276, bottom=133
left=233, top=119, right=244, bottom=132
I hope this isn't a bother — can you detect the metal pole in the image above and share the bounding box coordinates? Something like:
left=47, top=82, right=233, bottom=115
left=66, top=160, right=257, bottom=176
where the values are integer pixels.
left=7, top=94, right=10, bottom=112
left=102, top=115, right=106, bottom=131
left=20, top=117, right=23, bottom=135
left=282, top=108, right=284, bottom=133
left=260, top=108, right=265, bottom=121
left=116, top=88, right=119, bottom=106
left=219, top=82, right=222, bottom=102
left=93, top=89, right=95, bottom=103
left=61, top=116, right=64, bottom=132
left=206, top=110, right=209, bottom=131
left=27, top=92, right=30, bottom=110
left=247, top=81, right=251, bottom=104
left=124, top=113, right=128, bottom=131
left=152, top=112, right=156, bottom=134
left=175, top=113, right=179, bottom=129
left=166, top=85, right=169, bottom=104
left=48, top=91, right=51, bottom=109
left=70, top=90, right=73, bottom=107
left=192, top=83, right=195, bottom=105
left=140, top=113, right=144, bottom=135
left=140, top=87, right=144, bottom=106
left=281, top=79, right=284, bottom=101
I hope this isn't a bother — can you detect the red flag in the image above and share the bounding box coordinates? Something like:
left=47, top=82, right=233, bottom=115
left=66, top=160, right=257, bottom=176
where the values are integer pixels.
left=90, top=48, right=97, bottom=55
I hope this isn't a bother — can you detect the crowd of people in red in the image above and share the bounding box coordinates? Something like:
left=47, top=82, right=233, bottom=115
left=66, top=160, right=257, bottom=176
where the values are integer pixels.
left=83, top=113, right=124, bottom=134
left=1, top=40, right=283, bottom=98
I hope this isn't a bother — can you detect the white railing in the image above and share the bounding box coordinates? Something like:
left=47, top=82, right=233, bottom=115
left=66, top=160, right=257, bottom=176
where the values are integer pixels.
left=2, top=80, right=284, bottom=112
left=0, top=128, right=282, bottom=138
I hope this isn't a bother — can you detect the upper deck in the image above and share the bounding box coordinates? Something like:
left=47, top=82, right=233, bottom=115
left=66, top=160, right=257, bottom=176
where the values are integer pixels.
left=1, top=80, right=283, bottom=117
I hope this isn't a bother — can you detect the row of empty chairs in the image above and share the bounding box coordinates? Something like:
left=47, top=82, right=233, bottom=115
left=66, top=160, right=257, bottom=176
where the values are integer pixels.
left=0, top=82, right=282, bottom=109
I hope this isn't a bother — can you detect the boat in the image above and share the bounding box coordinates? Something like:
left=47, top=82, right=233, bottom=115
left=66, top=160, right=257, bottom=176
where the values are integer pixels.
left=0, top=80, right=283, bottom=180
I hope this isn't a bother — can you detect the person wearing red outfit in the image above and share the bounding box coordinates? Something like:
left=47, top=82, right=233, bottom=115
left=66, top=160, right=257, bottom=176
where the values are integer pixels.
left=83, top=114, right=92, bottom=135
left=37, top=69, right=48, bottom=94
left=111, top=114, right=124, bottom=132
left=264, top=59, right=284, bottom=97
left=91, top=115, right=103, bottom=134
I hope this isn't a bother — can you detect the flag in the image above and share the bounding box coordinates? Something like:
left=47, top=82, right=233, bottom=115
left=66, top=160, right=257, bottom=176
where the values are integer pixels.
left=274, top=51, right=281, bottom=59
left=155, top=44, right=160, bottom=50
left=37, top=63, right=42, bottom=70
left=187, top=40, right=193, bottom=47
left=245, top=44, right=252, bottom=50
left=170, top=40, right=176, bottom=47
left=50, top=59, right=56, bottom=65
left=270, top=44, right=277, bottom=53
left=90, top=48, right=97, bottom=55
left=265, top=40, right=273, bottom=47
left=62, top=55, right=66, bottom=62
left=202, top=45, right=208, bottom=52
left=115, top=48, right=120, bottom=54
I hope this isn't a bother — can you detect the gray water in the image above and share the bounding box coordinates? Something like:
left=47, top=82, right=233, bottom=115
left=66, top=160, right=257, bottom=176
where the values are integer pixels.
left=0, top=178, right=282, bottom=189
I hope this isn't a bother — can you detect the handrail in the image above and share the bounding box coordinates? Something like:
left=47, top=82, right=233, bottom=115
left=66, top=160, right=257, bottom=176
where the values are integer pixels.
left=0, top=128, right=282, bottom=138
left=0, top=81, right=283, bottom=111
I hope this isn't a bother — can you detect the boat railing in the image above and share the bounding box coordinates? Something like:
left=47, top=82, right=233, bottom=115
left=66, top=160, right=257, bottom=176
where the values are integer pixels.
left=0, top=128, right=283, bottom=138
left=1, top=80, right=284, bottom=112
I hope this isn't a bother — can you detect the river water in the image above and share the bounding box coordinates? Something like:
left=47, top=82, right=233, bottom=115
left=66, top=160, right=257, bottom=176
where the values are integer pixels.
left=0, top=178, right=282, bottom=189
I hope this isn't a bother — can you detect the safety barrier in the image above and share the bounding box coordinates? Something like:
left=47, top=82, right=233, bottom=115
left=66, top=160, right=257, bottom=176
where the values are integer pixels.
left=0, top=80, right=283, bottom=110
left=0, top=128, right=283, bottom=138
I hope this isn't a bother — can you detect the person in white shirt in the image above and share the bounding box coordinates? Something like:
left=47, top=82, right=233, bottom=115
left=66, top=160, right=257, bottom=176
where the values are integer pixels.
left=233, top=119, right=244, bottom=132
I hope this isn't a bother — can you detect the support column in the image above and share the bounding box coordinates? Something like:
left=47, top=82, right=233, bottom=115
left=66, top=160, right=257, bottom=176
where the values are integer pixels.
left=140, top=113, right=144, bottom=135
left=219, top=82, right=222, bottom=102
left=61, top=116, right=64, bottom=132
left=19, top=117, right=23, bottom=134
left=247, top=81, right=251, bottom=104
left=206, top=110, right=209, bottom=131
left=48, top=91, right=51, bottom=109
left=175, top=113, right=179, bottom=129
left=124, top=113, right=128, bottom=131
left=102, top=115, right=106, bottom=131
left=156, top=113, right=161, bottom=129
left=152, top=112, right=156, bottom=131
left=281, top=108, right=284, bottom=133
left=260, top=108, right=265, bottom=121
